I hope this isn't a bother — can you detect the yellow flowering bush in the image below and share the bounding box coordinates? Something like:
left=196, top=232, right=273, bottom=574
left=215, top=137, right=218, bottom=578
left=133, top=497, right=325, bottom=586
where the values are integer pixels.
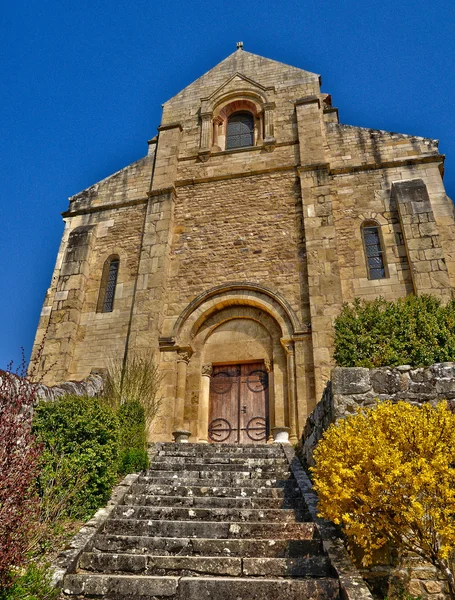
left=312, top=401, right=455, bottom=598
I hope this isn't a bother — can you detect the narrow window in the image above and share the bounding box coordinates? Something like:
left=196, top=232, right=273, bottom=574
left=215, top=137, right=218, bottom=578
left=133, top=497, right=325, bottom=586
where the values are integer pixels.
left=97, top=256, right=119, bottom=313
left=226, top=111, right=254, bottom=149
left=362, top=223, right=387, bottom=280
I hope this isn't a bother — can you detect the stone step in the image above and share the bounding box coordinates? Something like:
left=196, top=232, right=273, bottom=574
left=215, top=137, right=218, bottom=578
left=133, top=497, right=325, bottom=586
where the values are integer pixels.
left=112, top=505, right=307, bottom=523
left=92, top=534, right=324, bottom=558
left=152, top=456, right=289, bottom=467
left=63, top=574, right=341, bottom=599
left=130, top=482, right=300, bottom=499
left=103, top=519, right=316, bottom=539
left=156, top=443, right=285, bottom=455
left=148, top=463, right=290, bottom=474
left=123, top=493, right=305, bottom=509
left=79, top=552, right=333, bottom=578
left=137, top=474, right=292, bottom=486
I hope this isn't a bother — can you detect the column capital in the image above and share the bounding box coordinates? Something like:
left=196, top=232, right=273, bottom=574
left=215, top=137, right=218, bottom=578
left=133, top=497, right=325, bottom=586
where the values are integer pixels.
left=202, top=364, right=213, bottom=377
left=177, top=350, right=191, bottom=364
left=281, top=339, right=295, bottom=355
left=264, top=358, right=273, bottom=373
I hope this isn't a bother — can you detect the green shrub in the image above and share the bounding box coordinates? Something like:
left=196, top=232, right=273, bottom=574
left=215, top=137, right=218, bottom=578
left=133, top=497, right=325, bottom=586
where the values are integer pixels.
left=117, top=401, right=148, bottom=475
left=118, top=448, right=149, bottom=475
left=334, top=295, right=455, bottom=368
left=0, top=563, right=59, bottom=600
left=118, top=400, right=146, bottom=449
left=32, top=395, right=119, bottom=520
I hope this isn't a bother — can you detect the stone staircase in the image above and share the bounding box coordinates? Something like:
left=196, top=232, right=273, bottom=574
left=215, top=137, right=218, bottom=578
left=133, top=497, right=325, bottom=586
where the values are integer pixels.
left=61, top=443, right=342, bottom=599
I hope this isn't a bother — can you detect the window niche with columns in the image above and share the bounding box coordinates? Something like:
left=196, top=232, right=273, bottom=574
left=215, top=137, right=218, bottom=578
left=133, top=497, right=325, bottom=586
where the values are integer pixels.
left=198, top=94, right=276, bottom=161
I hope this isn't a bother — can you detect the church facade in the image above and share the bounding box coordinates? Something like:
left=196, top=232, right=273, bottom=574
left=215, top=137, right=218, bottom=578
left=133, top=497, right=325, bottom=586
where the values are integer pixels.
left=32, top=47, right=455, bottom=443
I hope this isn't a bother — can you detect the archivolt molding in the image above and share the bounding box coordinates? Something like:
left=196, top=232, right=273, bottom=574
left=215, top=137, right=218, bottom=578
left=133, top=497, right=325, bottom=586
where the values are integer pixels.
left=170, top=282, right=303, bottom=348
left=195, top=305, right=281, bottom=347
left=201, top=72, right=274, bottom=115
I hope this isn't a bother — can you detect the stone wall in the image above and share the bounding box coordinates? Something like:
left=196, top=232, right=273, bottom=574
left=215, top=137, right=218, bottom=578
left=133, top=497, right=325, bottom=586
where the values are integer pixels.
left=299, top=362, right=455, bottom=599
left=301, top=362, right=455, bottom=468
left=31, top=48, right=455, bottom=443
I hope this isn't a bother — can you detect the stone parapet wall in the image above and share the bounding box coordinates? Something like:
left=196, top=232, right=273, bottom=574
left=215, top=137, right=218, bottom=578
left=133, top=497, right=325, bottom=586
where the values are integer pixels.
left=0, top=371, right=104, bottom=404
left=300, top=362, right=455, bottom=468
left=34, top=373, right=104, bottom=402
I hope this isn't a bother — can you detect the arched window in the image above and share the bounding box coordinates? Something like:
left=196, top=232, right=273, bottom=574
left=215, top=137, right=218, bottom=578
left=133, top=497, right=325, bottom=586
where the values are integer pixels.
left=226, top=111, right=254, bottom=149
left=361, top=222, right=387, bottom=280
left=97, top=256, right=119, bottom=313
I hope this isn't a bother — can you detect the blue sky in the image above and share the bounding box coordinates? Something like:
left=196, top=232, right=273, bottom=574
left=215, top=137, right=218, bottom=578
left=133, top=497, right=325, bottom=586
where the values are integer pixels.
left=1, top=0, right=455, bottom=370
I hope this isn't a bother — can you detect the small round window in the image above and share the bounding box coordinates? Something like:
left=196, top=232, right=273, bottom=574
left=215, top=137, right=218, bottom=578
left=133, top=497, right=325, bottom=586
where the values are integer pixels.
left=226, top=111, right=254, bottom=149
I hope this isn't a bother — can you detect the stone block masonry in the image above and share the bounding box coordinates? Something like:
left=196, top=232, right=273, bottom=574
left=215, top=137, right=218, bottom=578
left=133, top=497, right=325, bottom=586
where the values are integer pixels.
left=56, top=442, right=373, bottom=600
left=30, top=47, right=455, bottom=444
left=301, top=362, right=455, bottom=467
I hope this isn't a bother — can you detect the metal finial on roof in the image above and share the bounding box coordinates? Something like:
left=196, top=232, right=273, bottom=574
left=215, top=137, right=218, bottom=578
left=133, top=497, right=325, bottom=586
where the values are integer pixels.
left=236, top=41, right=243, bottom=50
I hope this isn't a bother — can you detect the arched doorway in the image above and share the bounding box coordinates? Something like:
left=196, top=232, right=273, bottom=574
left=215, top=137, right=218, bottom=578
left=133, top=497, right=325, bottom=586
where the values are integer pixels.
left=203, top=317, right=274, bottom=444
left=163, top=283, right=313, bottom=445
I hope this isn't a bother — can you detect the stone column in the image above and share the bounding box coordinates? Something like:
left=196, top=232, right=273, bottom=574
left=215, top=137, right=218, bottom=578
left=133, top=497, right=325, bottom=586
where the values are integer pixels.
left=284, top=341, right=298, bottom=443
left=264, top=358, right=275, bottom=443
left=198, top=112, right=213, bottom=161
left=172, top=351, right=191, bottom=443
left=263, top=102, right=276, bottom=150
left=197, top=364, right=212, bottom=443
left=213, top=116, right=222, bottom=149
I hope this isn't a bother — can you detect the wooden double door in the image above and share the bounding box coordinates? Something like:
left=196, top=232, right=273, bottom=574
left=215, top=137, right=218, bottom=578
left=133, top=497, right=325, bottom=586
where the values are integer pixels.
left=208, top=362, right=269, bottom=444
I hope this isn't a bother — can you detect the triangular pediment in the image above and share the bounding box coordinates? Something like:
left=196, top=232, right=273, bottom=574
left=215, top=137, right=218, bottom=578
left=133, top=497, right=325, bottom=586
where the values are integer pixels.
left=163, top=50, right=319, bottom=107
left=203, top=72, right=272, bottom=102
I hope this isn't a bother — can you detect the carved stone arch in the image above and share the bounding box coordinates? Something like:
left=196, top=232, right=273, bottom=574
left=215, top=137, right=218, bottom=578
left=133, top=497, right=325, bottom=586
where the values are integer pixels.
left=199, top=75, right=276, bottom=156
left=195, top=305, right=283, bottom=347
left=204, top=72, right=272, bottom=113
left=356, top=212, right=389, bottom=227
left=211, top=96, right=264, bottom=150
left=171, top=282, right=301, bottom=347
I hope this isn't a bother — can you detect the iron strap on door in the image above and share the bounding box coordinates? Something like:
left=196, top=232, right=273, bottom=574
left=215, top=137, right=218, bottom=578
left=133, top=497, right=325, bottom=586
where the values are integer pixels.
left=208, top=416, right=267, bottom=442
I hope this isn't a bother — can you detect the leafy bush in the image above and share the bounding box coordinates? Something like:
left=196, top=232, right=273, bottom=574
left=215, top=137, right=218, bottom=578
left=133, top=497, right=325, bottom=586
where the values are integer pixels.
left=27, top=452, right=90, bottom=556
left=0, top=563, right=59, bottom=600
left=334, top=295, right=455, bottom=368
left=312, top=401, right=455, bottom=598
left=118, top=448, right=149, bottom=475
left=0, top=369, right=41, bottom=589
left=117, top=401, right=149, bottom=475
left=32, top=395, right=119, bottom=520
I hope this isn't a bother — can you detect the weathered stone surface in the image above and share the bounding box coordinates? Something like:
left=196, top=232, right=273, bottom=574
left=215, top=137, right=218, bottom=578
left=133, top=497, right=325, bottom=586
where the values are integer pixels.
left=177, top=577, right=341, bottom=600
left=80, top=552, right=243, bottom=577
left=123, top=493, right=304, bottom=510
left=32, top=48, right=455, bottom=449
left=130, top=482, right=300, bottom=498
left=301, top=362, right=455, bottom=472
left=60, top=442, right=354, bottom=599
left=103, top=518, right=316, bottom=540
left=370, top=368, right=406, bottom=394
left=242, top=556, right=332, bottom=577
left=112, top=504, right=306, bottom=523
left=92, top=534, right=323, bottom=558
left=332, top=367, right=371, bottom=395
left=63, top=573, right=178, bottom=596
left=282, top=446, right=374, bottom=600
